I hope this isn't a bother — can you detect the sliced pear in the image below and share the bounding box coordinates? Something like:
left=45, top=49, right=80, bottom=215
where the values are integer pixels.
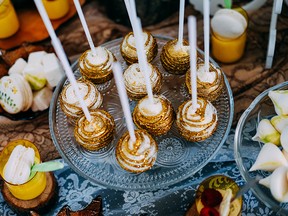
left=281, top=126, right=288, bottom=153
left=252, top=119, right=280, bottom=146
left=268, top=90, right=288, bottom=116
left=271, top=115, right=288, bottom=133
left=249, top=143, right=287, bottom=172
left=219, top=188, right=232, bottom=216
left=270, top=166, right=288, bottom=202
left=259, top=175, right=271, bottom=188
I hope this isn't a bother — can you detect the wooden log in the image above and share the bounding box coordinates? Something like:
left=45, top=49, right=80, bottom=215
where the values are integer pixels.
left=1, top=172, right=58, bottom=215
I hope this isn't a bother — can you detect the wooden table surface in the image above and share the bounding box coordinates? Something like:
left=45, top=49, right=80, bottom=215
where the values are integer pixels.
left=1, top=0, right=288, bottom=163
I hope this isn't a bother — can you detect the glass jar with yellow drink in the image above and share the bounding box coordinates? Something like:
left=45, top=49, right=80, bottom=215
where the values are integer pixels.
left=42, top=0, right=70, bottom=20
left=0, top=0, right=20, bottom=39
left=211, top=7, right=248, bottom=63
left=0, top=139, right=47, bottom=200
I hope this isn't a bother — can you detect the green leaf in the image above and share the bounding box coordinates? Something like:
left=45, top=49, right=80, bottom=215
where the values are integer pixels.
left=31, top=161, right=64, bottom=172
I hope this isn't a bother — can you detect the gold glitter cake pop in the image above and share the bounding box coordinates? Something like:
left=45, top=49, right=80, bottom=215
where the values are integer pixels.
left=186, top=61, right=224, bottom=102
left=176, top=97, right=218, bottom=142
left=123, top=63, right=162, bottom=100
left=115, top=129, right=158, bottom=173
left=79, top=46, right=117, bottom=84
left=160, top=39, right=190, bottom=75
left=74, top=109, right=115, bottom=151
left=133, top=95, right=174, bottom=136
left=59, top=79, right=103, bottom=124
left=120, top=31, right=158, bottom=65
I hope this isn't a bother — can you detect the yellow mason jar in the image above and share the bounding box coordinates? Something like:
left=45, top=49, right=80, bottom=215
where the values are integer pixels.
left=0, top=140, right=47, bottom=200
left=42, top=0, right=70, bottom=20
left=0, top=0, right=20, bottom=39
left=211, top=7, right=248, bottom=64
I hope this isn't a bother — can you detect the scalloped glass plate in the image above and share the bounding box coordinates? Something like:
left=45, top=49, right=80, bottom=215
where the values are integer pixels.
left=49, top=36, right=234, bottom=191
left=234, top=81, right=288, bottom=215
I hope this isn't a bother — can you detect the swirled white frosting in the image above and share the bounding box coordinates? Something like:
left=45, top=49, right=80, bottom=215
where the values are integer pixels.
left=124, top=63, right=160, bottom=95
left=61, top=80, right=102, bottom=118
left=116, top=130, right=157, bottom=173
left=138, top=97, right=163, bottom=116
left=79, top=47, right=114, bottom=73
left=197, top=64, right=217, bottom=84
left=178, top=98, right=217, bottom=135
left=123, top=32, right=152, bottom=52
left=4, top=145, right=35, bottom=185
left=85, top=47, right=108, bottom=65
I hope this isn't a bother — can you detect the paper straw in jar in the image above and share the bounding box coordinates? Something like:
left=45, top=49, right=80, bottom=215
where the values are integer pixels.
left=203, top=0, right=210, bottom=73
left=73, top=0, right=96, bottom=54
left=112, top=62, right=136, bottom=144
left=176, top=0, right=185, bottom=48
left=34, top=0, right=92, bottom=122
left=134, top=18, right=154, bottom=104
left=188, top=16, right=198, bottom=113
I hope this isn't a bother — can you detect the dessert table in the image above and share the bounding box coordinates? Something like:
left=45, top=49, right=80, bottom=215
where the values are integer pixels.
left=1, top=0, right=288, bottom=215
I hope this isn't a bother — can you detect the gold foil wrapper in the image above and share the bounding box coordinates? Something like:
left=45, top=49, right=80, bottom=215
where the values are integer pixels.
left=176, top=98, right=218, bottom=142
left=186, top=62, right=224, bottom=102
left=120, top=31, right=158, bottom=65
left=59, top=79, right=103, bottom=124
left=115, top=130, right=158, bottom=173
left=124, top=63, right=162, bottom=100
left=79, top=48, right=117, bottom=84
left=160, top=39, right=190, bottom=75
left=133, top=95, right=174, bottom=136
left=74, top=109, right=115, bottom=151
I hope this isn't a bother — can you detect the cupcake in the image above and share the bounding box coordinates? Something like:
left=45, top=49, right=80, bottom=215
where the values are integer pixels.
left=123, top=63, right=162, bottom=100
left=79, top=47, right=116, bottom=84
left=120, top=31, right=158, bottom=65
left=160, top=39, right=190, bottom=75
left=194, top=175, right=242, bottom=216
left=74, top=109, right=115, bottom=151
left=115, top=130, right=158, bottom=173
left=59, top=79, right=103, bottom=124
left=176, top=97, right=218, bottom=142
left=186, top=62, right=224, bottom=102
left=133, top=95, right=174, bottom=136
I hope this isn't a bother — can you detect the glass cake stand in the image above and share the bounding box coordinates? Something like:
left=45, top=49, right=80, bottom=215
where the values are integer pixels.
left=49, top=36, right=234, bottom=191
left=234, top=81, right=288, bottom=215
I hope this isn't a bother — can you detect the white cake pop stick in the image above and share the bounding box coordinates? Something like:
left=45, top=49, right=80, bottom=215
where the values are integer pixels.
left=112, top=62, right=136, bottom=144
left=35, top=0, right=92, bottom=122
left=73, top=0, right=96, bottom=54
left=203, top=0, right=210, bottom=73
left=188, top=16, right=199, bottom=113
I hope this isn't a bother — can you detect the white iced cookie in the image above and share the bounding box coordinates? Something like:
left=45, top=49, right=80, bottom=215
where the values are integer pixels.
left=269, top=90, right=288, bottom=116
left=0, top=74, right=33, bottom=114
left=249, top=143, right=287, bottom=172
left=211, top=9, right=247, bottom=39
left=3, top=145, right=35, bottom=185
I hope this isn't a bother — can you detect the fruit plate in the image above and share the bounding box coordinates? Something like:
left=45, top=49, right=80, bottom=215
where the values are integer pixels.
left=49, top=35, right=234, bottom=191
left=234, top=81, right=288, bottom=215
